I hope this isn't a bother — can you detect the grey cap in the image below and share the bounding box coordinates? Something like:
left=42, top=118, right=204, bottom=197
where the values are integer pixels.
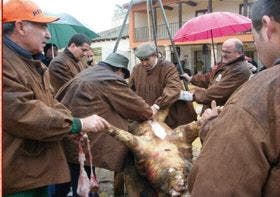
left=135, top=43, right=157, bottom=59
left=103, top=53, right=130, bottom=79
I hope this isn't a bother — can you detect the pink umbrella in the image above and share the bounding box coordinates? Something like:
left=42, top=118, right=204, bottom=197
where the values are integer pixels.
left=174, top=12, right=252, bottom=64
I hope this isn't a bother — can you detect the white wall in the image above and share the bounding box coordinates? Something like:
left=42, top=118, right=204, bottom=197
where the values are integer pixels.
left=91, top=38, right=133, bottom=70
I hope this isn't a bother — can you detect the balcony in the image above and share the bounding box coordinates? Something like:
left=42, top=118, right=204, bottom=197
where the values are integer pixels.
left=135, top=21, right=184, bottom=42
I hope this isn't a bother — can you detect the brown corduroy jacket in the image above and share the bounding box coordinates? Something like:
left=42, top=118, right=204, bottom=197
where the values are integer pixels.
left=188, top=63, right=280, bottom=197
left=129, top=58, right=197, bottom=128
left=56, top=63, right=153, bottom=171
left=191, top=56, right=251, bottom=110
left=3, top=44, right=74, bottom=194
left=49, top=48, right=88, bottom=94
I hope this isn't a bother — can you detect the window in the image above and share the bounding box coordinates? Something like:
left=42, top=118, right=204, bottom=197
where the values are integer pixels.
left=195, top=9, right=208, bottom=17
left=239, top=2, right=254, bottom=18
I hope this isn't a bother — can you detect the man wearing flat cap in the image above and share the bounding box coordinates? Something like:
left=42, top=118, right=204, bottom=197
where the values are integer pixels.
left=3, top=0, right=109, bottom=196
left=55, top=52, right=153, bottom=196
left=129, top=42, right=197, bottom=129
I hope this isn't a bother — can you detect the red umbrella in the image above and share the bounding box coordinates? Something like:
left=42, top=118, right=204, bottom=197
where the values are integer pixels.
left=174, top=12, right=252, bottom=64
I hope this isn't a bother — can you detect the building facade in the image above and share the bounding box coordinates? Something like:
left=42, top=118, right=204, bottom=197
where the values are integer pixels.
left=92, top=0, right=257, bottom=73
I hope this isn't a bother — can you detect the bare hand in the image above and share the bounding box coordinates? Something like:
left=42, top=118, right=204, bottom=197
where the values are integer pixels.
left=80, top=114, right=109, bottom=133
left=199, top=100, right=219, bottom=125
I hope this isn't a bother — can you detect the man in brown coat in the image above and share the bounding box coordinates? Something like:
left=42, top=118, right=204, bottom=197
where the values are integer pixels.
left=188, top=0, right=280, bottom=196
left=55, top=53, right=153, bottom=196
left=126, top=42, right=197, bottom=196
left=49, top=33, right=91, bottom=94
left=3, top=0, right=108, bottom=196
left=181, top=38, right=251, bottom=112
left=129, top=42, right=197, bottom=129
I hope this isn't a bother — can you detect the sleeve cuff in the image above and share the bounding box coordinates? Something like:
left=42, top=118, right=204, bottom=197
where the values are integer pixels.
left=71, top=118, right=82, bottom=134
left=153, top=104, right=160, bottom=110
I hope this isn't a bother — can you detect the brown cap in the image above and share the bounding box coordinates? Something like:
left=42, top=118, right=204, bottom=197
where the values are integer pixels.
left=3, top=0, right=59, bottom=23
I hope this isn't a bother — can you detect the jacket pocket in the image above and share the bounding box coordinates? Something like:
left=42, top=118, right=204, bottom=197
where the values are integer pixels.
left=19, top=139, right=46, bottom=157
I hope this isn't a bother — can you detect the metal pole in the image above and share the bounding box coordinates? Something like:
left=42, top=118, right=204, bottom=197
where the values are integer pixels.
left=243, top=0, right=248, bottom=16
left=146, top=0, right=152, bottom=41
left=157, top=0, right=184, bottom=74
left=210, top=29, right=217, bottom=65
left=148, top=0, right=158, bottom=55
left=113, top=0, right=134, bottom=53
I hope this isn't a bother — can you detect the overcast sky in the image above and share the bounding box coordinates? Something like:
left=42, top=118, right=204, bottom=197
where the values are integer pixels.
left=32, top=0, right=129, bottom=32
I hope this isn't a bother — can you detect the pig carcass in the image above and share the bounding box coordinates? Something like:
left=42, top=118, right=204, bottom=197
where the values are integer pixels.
left=107, top=110, right=200, bottom=196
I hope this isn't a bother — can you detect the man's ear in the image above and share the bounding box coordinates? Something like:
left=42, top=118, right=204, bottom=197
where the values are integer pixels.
left=68, top=43, right=76, bottom=50
left=14, top=20, right=26, bottom=36
left=262, top=16, right=276, bottom=40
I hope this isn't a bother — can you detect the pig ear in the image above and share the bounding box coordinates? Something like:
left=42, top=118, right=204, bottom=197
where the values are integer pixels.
left=154, top=108, right=169, bottom=122
left=173, top=121, right=200, bottom=144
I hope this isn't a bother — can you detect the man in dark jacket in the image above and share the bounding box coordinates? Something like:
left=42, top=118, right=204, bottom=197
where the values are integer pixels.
left=49, top=33, right=91, bottom=94
left=3, top=0, right=108, bottom=196
left=55, top=53, right=153, bottom=196
left=181, top=38, right=251, bottom=112
left=188, top=0, right=280, bottom=196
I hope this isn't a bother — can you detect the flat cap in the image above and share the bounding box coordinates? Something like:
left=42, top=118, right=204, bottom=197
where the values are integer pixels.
left=135, top=43, right=157, bottom=59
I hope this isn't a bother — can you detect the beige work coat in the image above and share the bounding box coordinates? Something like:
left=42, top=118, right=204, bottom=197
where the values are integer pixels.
left=3, top=45, right=74, bottom=194
left=49, top=48, right=88, bottom=94
left=129, top=58, right=197, bottom=128
left=188, top=63, right=280, bottom=196
left=56, top=64, right=153, bottom=171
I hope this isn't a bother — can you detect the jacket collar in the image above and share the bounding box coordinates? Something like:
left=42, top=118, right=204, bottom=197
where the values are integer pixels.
left=223, top=55, right=245, bottom=67
left=273, top=57, right=280, bottom=66
left=64, top=48, right=80, bottom=63
left=98, top=61, right=114, bottom=71
left=4, top=35, right=44, bottom=61
left=4, top=35, right=33, bottom=59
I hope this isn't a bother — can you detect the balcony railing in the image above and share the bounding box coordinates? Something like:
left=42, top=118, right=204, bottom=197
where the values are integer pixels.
left=135, top=21, right=184, bottom=42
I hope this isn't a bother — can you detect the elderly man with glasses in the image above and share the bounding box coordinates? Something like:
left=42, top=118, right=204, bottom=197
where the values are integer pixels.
left=181, top=38, right=252, bottom=115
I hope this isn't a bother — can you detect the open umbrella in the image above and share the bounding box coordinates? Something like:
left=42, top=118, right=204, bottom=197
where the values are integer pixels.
left=174, top=12, right=251, bottom=64
left=47, top=12, right=99, bottom=49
